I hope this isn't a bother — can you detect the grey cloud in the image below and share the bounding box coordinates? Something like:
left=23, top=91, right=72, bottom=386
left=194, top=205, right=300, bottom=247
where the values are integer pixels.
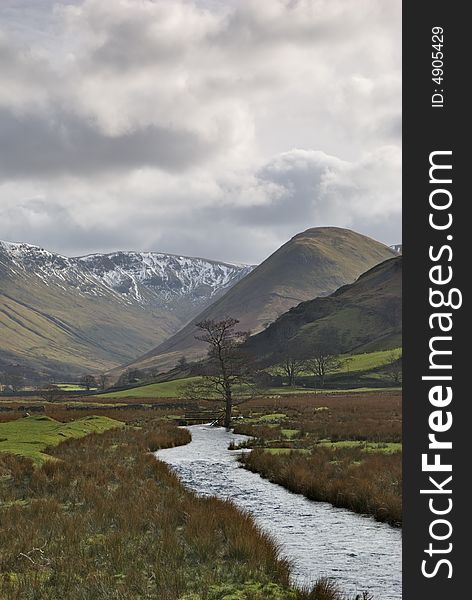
left=0, top=107, right=219, bottom=178
left=0, top=144, right=401, bottom=263
left=212, top=1, right=365, bottom=51
left=1, top=198, right=151, bottom=257
left=147, top=147, right=402, bottom=260
left=0, top=0, right=401, bottom=263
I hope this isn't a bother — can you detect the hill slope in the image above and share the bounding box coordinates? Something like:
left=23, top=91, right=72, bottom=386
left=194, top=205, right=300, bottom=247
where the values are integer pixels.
left=245, top=256, right=402, bottom=362
left=123, top=228, right=396, bottom=373
left=0, top=242, right=251, bottom=377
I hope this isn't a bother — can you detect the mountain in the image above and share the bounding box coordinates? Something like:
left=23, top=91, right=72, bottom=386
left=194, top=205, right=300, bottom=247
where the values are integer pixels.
left=122, top=227, right=397, bottom=373
left=244, top=256, right=402, bottom=362
left=0, top=242, right=252, bottom=377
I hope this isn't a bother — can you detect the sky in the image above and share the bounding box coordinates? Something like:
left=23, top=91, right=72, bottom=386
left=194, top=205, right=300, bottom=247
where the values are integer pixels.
left=0, top=0, right=401, bottom=264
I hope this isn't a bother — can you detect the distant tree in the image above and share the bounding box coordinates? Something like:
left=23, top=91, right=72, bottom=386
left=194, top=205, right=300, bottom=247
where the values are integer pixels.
left=273, top=323, right=305, bottom=387
left=98, top=373, right=110, bottom=391
left=278, top=351, right=305, bottom=387
left=80, top=374, right=97, bottom=391
left=37, top=383, right=63, bottom=403
left=183, top=317, right=252, bottom=428
left=305, top=352, right=341, bottom=388
left=383, top=351, right=403, bottom=385
left=304, top=327, right=342, bottom=388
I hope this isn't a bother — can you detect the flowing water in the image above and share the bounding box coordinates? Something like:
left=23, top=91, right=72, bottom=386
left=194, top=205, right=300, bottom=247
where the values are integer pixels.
left=157, top=425, right=402, bottom=599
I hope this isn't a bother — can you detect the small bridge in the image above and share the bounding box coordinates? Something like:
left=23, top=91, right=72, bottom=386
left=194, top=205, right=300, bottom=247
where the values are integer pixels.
left=179, top=410, right=224, bottom=426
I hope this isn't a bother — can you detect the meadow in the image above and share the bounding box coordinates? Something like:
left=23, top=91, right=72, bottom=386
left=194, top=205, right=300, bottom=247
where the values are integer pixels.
left=0, top=410, right=367, bottom=600
left=0, top=414, right=123, bottom=463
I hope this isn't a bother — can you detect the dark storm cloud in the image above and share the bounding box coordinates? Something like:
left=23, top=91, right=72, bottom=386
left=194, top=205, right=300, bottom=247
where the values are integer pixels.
left=0, top=107, right=218, bottom=178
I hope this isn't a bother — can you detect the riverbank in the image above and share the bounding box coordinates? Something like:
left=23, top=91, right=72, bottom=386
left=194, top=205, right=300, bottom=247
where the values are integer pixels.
left=232, top=392, right=402, bottom=525
left=158, top=424, right=401, bottom=599
left=1, top=416, right=356, bottom=600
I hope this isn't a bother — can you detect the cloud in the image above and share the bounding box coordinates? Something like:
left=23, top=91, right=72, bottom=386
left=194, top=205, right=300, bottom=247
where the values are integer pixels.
left=0, top=107, right=222, bottom=177
left=0, top=146, right=400, bottom=263
left=0, top=0, right=401, bottom=262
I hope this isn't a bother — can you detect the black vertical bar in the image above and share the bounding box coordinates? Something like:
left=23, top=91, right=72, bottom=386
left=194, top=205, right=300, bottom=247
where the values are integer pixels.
left=403, top=3, right=467, bottom=599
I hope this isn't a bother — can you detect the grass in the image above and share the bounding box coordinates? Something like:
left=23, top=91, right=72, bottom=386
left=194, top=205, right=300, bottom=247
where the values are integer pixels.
left=56, top=383, right=97, bottom=391
left=317, top=441, right=402, bottom=454
left=100, top=384, right=402, bottom=399
left=234, top=392, right=402, bottom=525
left=264, top=448, right=311, bottom=455
left=336, top=348, right=402, bottom=374
left=266, top=386, right=401, bottom=395
left=270, top=347, right=402, bottom=390
left=241, top=447, right=402, bottom=525
left=0, top=415, right=124, bottom=463
left=0, top=418, right=353, bottom=600
left=97, top=377, right=201, bottom=398
left=281, top=429, right=300, bottom=438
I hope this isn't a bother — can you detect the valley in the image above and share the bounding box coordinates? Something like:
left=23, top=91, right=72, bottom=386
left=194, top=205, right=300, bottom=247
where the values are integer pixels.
left=122, top=227, right=396, bottom=374
left=0, top=227, right=402, bottom=600
left=0, top=242, right=251, bottom=377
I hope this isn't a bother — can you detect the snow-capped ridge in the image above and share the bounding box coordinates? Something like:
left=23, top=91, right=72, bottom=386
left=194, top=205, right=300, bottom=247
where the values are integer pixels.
left=0, top=240, right=254, bottom=308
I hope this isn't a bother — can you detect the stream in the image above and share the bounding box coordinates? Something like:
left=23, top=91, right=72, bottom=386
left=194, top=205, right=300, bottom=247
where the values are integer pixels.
left=157, top=425, right=402, bottom=599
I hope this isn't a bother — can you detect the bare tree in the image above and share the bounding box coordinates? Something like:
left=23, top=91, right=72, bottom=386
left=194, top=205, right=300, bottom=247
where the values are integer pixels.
left=187, top=317, right=252, bottom=428
left=98, top=373, right=109, bottom=391
left=273, top=323, right=304, bottom=387
left=305, top=352, right=341, bottom=388
left=304, top=327, right=342, bottom=388
left=383, top=351, right=403, bottom=385
left=277, top=350, right=305, bottom=387
left=80, top=374, right=96, bottom=391
left=37, top=383, right=63, bottom=403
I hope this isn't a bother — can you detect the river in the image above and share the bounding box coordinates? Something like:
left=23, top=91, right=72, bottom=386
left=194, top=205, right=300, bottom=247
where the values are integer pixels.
left=157, top=424, right=402, bottom=599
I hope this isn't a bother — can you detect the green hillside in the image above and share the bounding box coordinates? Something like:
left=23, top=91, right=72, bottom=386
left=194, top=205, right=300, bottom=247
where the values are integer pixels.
left=99, top=377, right=201, bottom=398
left=245, top=256, right=402, bottom=362
left=121, top=228, right=396, bottom=374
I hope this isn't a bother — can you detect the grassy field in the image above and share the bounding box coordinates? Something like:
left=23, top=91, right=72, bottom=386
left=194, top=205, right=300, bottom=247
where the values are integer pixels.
left=317, top=440, right=402, bottom=454
left=97, top=381, right=400, bottom=401
left=56, top=383, right=98, bottom=392
left=0, top=415, right=351, bottom=600
left=97, top=377, right=200, bottom=398
left=336, top=348, right=402, bottom=374
left=0, top=414, right=124, bottom=463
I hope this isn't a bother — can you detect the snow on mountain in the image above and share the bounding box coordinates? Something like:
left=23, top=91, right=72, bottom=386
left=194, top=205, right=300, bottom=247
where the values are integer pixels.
left=0, top=241, right=254, bottom=310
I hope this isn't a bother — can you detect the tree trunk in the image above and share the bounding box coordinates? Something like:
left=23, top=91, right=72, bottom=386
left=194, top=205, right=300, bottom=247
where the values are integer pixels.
left=288, top=370, right=295, bottom=387
left=224, top=390, right=232, bottom=428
